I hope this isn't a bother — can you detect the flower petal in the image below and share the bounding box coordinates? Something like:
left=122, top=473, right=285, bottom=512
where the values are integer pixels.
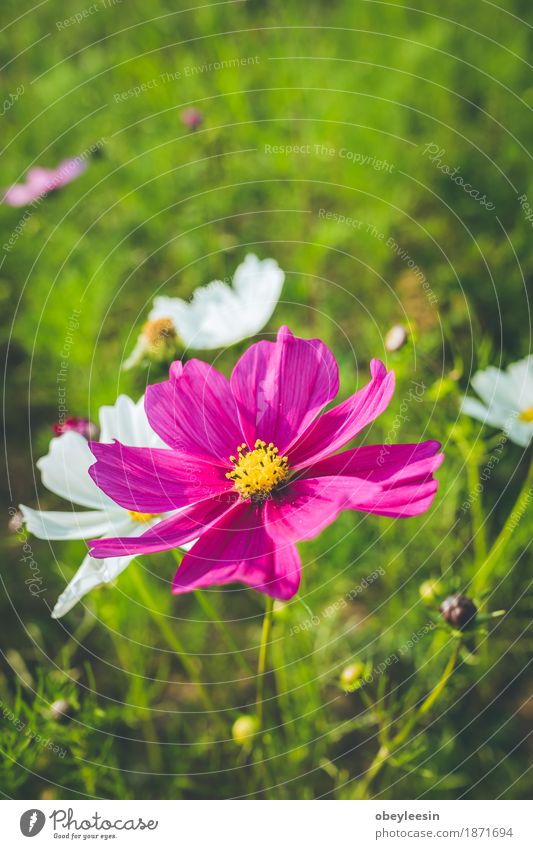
left=150, top=254, right=284, bottom=350
left=230, top=325, right=339, bottom=452
left=264, top=475, right=381, bottom=543
left=173, top=501, right=301, bottom=600
left=89, top=441, right=231, bottom=512
left=301, top=441, right=443, bottom=518
left=305, top=441, right=443, bottom=482
left=51, top=552, right=135, bottom=618
left=99, top=394, right=164, bottom=447
left=89, top=495, right=235, bottom=558
left=289, top=359, right=395, bottom=467
left=37, top=431, right=116, bottom=510
left=19, top=505, right=131, bottom=540
left=145, top=359, right=243, bottom=463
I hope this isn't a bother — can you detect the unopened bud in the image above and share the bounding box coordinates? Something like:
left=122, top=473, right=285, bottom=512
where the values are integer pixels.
left=49, top=699, right=72, bottom=723
left=385, top=324, right=408, bottom=352
left=340, top=661, right=365, bottom=691
left=181, top=107, right=203, bottom=129
left=419, top=579, right=442, bottom=604
left=232, top=714, right=259, bottom=745
left=440, top=594, right=477, bottom=630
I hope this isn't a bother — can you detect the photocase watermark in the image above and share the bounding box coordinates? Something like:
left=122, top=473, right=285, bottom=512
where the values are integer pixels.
left=377, top=380, right=427, bottom=466
left=8, top=507, right=46, bottom=597
left=264, top=143, right=394, bottom=172
left=421, top=143, right=495, bottom=211
left=1, top=84, right=24, bottom=117
left=1, top=700, right=67, bottom=758
left=56, top=0, right=121, bottom=30
left=113, top=56, right=261, bottom=102
left=289, top=568, right=385, bottom=636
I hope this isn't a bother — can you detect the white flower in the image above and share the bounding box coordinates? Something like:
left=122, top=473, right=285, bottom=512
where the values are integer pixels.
left=20, top=395, right=187, bottom=618
left=123, top=253, right=284, bottom=368
left=461, top=355, right=533, bottom=446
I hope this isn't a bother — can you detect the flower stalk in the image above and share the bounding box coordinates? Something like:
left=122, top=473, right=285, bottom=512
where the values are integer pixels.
left=255, top=596, right=274, bottom=730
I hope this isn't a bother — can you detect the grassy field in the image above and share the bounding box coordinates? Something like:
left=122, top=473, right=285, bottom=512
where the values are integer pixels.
left=1, top=0, right=532, bottom=799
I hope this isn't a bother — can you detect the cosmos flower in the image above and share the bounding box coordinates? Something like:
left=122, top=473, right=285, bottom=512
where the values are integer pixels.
left=20, top=395, right=186, bottom=618
left=89, top=327, right=443, bottom=600
left=461, top=356, right=533, bottom=446
left=123, top=254, right=284, bottom=368
left=2, top=157, right=88, bottom=206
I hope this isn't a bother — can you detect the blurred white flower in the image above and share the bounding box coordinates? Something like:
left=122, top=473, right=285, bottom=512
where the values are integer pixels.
left=123, top=253, right=284, bottom=368
left=461, top=355, right=533, bottom=446
left=20, top=395, right=187, bottom=618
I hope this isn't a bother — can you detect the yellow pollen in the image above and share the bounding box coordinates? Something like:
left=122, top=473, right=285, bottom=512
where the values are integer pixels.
left=519, top=405, right=533, bottom=423
left=226, top=439, right=289, bottom=500
left=128, top=511, right=157, bottom=523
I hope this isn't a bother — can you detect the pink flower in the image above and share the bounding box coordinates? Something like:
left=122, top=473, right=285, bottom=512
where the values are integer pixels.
left=52, top=417, right=98, bottom=439
left=2, top=157, right=87, bottom=206
left=88, top=327, right=443, bottom=600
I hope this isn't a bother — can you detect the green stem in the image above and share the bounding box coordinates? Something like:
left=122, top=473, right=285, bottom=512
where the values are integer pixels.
left=255, top=597, right=274, bottom=729
left=129, top=562, right=218, bottom=719
left=356, top=642, right=460, bottom=798
left=194, top=590, right=254, bottom=676
left=472, top=452, right=533, bottom=597
left=456, top=435, right=487, bottom=564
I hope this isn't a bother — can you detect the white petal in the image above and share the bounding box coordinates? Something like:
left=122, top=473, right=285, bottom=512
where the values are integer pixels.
left=19, top=505, right=132, bottom=541
left=149, top=255, right=284, bottom=350
left=51, top=552, right=135, bottom=618
left=99, top=394, right=165, bottom=447
left=471, top=367, right=517, bottom=409
left=504, top=419, right=533, bottom=447
left=506, top=356, right=533, bottom=406
left=122, top=335, right=149, bottom=371
left=37, top=431, right=115, bottom=509
left=461, top=397, right=509, bottom=429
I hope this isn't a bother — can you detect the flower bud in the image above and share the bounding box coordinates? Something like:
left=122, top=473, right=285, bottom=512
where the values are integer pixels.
left=232, top=714, right=259, bottom=745
left=340, top=661, right=365, bottom=691
left=385, top=324, right=408, bottom=353
left=181, top=107, right=203, bottom=130
left=52, top=417, right=98, bottom=439
left=419, top=579, right=442, bottom=604
left=49, top=699, right=72, bottom=723
left=8, top=510, right=24, bottom=533
left=440, top=594, right=477, bottom=630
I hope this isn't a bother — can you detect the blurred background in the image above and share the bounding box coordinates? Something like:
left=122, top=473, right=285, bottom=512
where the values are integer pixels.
left=1, top=0, right=532, bottom=799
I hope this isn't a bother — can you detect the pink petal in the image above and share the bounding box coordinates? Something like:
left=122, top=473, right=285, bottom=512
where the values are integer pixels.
left=350, top=479, right=439, bottom=517
left=172, top=501, right=301, bottom=600
left=230, top=325, right=339, bottom=453
left=264, top=475, right=382, bottom=543
left=303, top=441, right=443, bottom=518
left=288, top=359, right=395, bottom=467
left=89, top=441, right=231, bottom=512
left=145, top=359, right=244, bottom=464
left=3, top=183, right=43, bottom=206
left=305, top=441, right=443, bottom=482
left=89, top=495, right=236, bottom=558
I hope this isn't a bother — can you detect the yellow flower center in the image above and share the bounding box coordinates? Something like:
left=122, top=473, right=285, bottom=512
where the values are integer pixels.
left=519, top=405, right=533, bottom=423
left=128, top=511, right=157, bottom=523
left=226, top=440, right=289, bottom=501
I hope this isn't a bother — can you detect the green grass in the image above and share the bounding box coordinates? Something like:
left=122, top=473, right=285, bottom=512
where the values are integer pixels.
left=1, top=0, right=532, bottom=799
